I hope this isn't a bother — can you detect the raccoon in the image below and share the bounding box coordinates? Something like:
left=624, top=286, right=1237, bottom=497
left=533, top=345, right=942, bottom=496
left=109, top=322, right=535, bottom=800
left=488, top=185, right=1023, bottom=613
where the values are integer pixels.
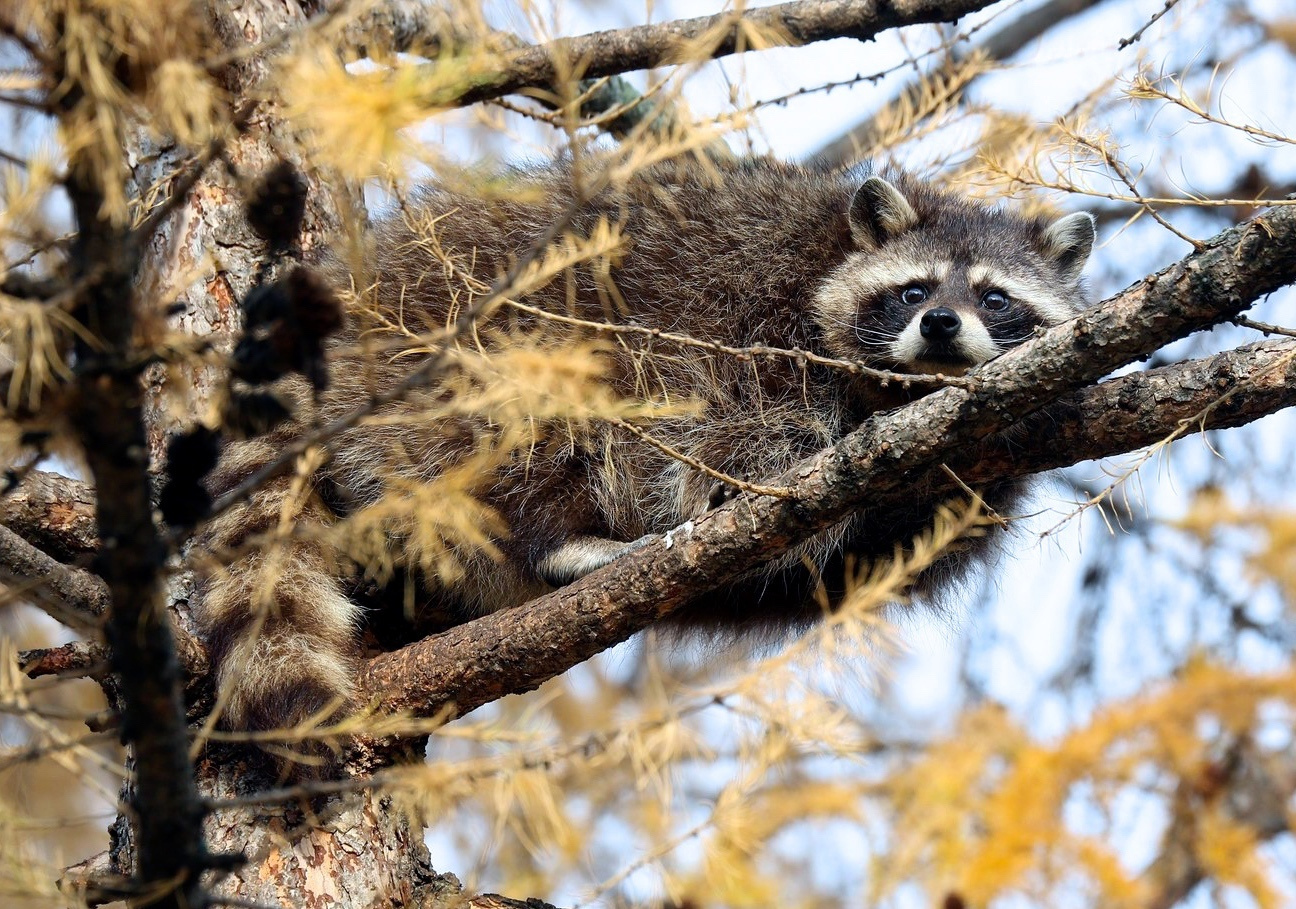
left=194, top=157, right=1095, bottom=765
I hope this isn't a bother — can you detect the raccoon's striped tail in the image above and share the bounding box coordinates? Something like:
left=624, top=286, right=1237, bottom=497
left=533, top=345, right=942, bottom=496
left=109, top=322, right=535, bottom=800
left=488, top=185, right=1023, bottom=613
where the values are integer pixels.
left=194, top=445, right=359, bottom=774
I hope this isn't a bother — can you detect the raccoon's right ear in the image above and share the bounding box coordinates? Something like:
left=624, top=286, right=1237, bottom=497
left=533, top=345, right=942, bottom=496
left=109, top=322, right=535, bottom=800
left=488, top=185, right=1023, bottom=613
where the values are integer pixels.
left=1041, top=211, right=1097, bottom=283
left=849, top=177, right=919, bottom=247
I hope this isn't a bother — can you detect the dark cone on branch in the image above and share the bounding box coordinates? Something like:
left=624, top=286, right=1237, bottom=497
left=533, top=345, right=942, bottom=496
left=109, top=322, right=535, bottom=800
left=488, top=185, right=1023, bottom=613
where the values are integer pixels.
left=246, top=160, right=308, bottom=251
left=159, top=425, right=222, bottom=527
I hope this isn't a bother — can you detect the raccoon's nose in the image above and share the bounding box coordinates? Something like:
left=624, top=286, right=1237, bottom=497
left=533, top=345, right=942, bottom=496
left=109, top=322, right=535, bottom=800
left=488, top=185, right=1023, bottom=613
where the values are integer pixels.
left=919, top=307, right=961, bottom=341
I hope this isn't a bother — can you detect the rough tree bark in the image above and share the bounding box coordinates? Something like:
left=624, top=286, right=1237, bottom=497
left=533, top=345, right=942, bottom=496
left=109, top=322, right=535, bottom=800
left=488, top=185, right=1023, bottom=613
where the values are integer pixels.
left=103, top=1, right=450, bottom=905
left=5, top=0, right=1294, bottom=906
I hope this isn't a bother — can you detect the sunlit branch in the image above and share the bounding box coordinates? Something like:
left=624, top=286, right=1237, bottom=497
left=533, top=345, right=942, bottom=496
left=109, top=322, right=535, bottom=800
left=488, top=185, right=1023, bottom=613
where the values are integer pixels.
left=426, top=0, right=1001, bottom=109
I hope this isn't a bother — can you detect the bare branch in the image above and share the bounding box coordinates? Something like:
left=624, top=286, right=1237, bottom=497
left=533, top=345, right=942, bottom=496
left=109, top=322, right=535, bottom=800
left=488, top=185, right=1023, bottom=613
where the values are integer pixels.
left=1119, top=0, right=1184, bottom=50
left=430, top=0, right=1000, bottom=109
left=1235, top=315, right=1296, bottom=340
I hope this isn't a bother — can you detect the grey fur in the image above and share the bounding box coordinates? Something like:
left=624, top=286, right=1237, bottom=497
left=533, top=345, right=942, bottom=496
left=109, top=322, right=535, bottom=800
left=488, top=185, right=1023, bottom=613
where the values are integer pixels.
left=194, top=155, right=1095, bottom=761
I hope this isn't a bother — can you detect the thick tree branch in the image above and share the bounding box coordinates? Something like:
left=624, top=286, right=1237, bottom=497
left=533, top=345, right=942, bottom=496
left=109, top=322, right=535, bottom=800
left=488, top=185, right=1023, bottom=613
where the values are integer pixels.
left=0, top=524, right=108, bottom=630
left=23, top=339, right=1284, bottom=691
left=0, top=469, right=98, bottom=560
left=358, top=202, right=1296, bottom=722
left=433, top=0, right=1000, bottom=108
left=944, top=337, right=1296, bottom=484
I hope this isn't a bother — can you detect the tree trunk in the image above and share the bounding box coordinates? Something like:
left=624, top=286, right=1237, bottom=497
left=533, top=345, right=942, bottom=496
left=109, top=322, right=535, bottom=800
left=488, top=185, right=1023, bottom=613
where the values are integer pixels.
left=108, top=1, right=435, bottom=901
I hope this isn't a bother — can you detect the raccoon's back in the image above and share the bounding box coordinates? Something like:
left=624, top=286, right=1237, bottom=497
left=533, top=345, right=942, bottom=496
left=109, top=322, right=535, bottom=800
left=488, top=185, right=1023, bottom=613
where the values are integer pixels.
left=316, top=157, right=869, bottom=529
left=360, top=157, right=857, bottom=356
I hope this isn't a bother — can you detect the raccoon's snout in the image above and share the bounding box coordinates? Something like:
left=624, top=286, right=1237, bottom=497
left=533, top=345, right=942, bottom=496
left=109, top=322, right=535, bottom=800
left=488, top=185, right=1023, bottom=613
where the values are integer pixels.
left=919, top=307, right=961, bottom=342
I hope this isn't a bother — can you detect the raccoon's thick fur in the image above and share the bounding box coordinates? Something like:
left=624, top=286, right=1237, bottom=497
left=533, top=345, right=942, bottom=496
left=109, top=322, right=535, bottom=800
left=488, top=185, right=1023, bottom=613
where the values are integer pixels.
left=195, top=156, right=1095, bottom=764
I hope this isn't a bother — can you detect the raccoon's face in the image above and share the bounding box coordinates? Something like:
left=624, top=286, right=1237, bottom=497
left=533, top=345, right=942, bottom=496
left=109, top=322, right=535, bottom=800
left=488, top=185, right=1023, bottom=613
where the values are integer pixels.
left=814, top=175, right=1096, bottom=375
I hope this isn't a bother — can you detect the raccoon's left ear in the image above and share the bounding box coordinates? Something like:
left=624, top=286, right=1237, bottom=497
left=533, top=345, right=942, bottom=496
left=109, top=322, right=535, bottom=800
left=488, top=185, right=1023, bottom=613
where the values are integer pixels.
left=849, top=177, right=919, bottom=247
left=1041, top=212, right=1097, bottom=282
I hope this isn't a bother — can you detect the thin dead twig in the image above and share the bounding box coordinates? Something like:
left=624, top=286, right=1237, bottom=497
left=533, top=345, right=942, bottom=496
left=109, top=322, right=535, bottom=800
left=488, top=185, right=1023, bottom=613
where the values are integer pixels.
left=1119, top=0, right=1185, bottom=50
left=1235, top=316, right=1296, bottom=340
left=502, top=298, right=968, bottom=387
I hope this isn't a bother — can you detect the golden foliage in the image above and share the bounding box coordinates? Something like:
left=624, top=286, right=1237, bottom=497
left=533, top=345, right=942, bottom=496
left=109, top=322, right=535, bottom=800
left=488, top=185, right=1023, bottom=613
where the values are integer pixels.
left=1174, top=486, right=1296, bottom=609
left=279, top=48, right=496, bottom=180
left=873, top=661, right=1296, bottom=907
left=860, top=51, right=995, bottom=159
left=13, top=0, right=217, bottom=221
left=0, top=296, right=74, bottom=412
left=334, top=442, right=510, bottom=586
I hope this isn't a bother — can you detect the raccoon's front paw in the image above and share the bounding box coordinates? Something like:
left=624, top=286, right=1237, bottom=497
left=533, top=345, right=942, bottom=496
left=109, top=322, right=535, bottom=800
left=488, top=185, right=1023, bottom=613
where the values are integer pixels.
left=535, top=534, right=654, bottom=586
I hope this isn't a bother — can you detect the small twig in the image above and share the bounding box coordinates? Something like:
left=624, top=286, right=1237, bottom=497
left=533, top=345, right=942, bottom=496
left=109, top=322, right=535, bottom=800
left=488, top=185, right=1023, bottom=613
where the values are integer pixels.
left=0, top=146, right=29, bottom=169
left=1234, top=315, right=1296, bottom=340
left=1119, top=0, right=1184, bottom=50
left=0, top=700, right=111, bottom=723
left=986, top=167, right=1296, bottom=210
left=1129, top=74, right=1295, bottom=147
left=1070, top=132, right=1203, bottom=250
left=938, top=463, right=1006, bottom=527
left=608, top=417, right=793, bottom=498
left=503, top=298, right=966, bottom=387
left=573, top=817, right=713, bottom=909
left=0, top=728, right=116, bottom=772
left=0, top=92, right=51, bottom=112
left=2, top=230, right=74, bottom=272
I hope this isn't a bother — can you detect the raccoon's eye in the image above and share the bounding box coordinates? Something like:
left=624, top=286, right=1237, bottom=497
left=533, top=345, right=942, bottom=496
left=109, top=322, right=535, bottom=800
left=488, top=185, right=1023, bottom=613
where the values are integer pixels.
left=980, top=289, right=1010, bottom=311
left=900, top=285, right=928, bottom=306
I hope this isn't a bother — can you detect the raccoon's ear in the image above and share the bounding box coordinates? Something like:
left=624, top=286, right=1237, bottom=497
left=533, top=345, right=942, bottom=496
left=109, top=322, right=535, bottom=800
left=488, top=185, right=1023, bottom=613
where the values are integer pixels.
left=1041, top=212, right=1096, bottom=282
left=849, top=177, right=919, bottom=246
